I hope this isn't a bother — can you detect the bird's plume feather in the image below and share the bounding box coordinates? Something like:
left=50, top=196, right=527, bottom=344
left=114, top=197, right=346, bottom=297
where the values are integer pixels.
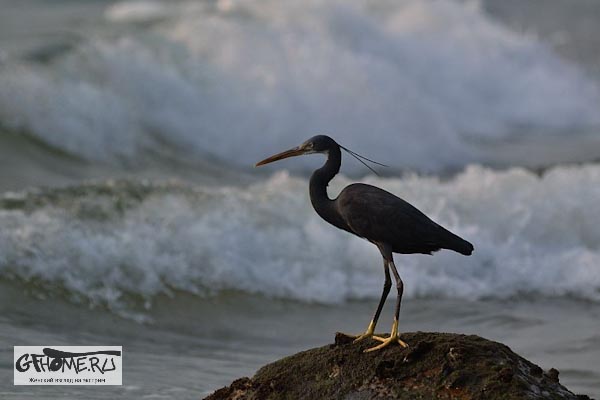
left=339, top=145, right=389, bottom=176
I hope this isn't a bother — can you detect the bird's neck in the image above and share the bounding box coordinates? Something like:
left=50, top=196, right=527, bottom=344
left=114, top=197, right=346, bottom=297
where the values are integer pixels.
left=309, top=146, right=345, bottom=228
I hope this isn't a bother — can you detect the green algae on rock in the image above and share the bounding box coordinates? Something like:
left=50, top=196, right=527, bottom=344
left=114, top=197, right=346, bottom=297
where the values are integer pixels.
left=204, top=331, right=593, bottom=400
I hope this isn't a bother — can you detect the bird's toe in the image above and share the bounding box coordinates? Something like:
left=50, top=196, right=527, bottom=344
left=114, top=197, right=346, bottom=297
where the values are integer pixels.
left=371, top=335, right=388, bottom=343
left=363, top=334, right=409, bottom=352
left=352, top=332, right=374, bottom=343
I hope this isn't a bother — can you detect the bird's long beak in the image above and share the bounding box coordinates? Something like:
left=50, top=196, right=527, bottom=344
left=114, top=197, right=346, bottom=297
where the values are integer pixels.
left=255, top=146, right=306, bottom=167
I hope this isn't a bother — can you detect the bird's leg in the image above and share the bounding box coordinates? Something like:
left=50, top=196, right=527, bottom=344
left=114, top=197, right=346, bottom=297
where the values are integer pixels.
left=340, top=259, right=391, bottom=342
left=366, top=260, right=409, bottom=352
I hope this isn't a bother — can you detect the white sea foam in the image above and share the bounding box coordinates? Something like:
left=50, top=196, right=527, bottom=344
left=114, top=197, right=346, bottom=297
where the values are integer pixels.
left=1, top=0, right=599, bottom=170
left=1, top=165, right=599, bottom=312
left=105, top=1, right=170, bottom=22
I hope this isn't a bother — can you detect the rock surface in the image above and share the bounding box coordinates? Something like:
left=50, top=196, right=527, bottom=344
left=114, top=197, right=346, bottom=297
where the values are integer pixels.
left=204, top=331, right=593, bottom=400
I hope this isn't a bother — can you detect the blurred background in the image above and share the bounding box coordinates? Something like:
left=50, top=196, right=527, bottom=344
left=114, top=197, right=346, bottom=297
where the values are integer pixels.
left=0, top=0, right=599, bottom=399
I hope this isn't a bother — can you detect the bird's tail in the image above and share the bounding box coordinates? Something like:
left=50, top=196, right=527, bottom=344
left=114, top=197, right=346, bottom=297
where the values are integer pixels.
left=439, top=228, right=474, bottom=256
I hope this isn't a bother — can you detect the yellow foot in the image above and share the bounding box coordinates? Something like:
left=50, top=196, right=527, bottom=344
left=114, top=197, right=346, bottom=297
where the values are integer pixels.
left=339, top=320, right=376, bottom=343
left=351, top=331, right=374, bottom=343
left=363, top=318, right=409, bottom=352
left=365, top=334, right=409, bottom=352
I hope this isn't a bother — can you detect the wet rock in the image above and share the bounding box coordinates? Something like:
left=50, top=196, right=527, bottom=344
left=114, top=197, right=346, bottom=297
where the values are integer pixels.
left=204, top=331, right=592, bottom=400
left=547, top=368, right=561, bottom=383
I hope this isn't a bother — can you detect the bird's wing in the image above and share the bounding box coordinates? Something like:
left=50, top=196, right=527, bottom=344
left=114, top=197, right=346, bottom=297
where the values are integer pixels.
left=335, top=184, right=445, bottom=252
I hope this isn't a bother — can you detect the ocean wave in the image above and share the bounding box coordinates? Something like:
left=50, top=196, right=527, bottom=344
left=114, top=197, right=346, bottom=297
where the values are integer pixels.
left=1, top=0, right=600, bottom=171
left=1, top=164, right=600, bottom=313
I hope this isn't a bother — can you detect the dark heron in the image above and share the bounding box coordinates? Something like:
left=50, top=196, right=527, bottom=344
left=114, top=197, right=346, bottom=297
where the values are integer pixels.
left=256, top=135, right=473, bottom=352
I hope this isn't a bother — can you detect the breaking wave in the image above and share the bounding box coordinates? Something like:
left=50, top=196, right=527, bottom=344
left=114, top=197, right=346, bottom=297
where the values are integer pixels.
left=1, top=164, right=600, bottom=314
left=1, top=0, right=600, bottom=171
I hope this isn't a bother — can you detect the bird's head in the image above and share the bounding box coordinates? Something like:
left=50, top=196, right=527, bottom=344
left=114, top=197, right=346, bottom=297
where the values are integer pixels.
left=255, top=135, right=337, bottom=167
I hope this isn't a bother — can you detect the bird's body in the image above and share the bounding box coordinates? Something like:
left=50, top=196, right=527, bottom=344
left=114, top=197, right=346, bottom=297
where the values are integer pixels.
left=336, top=183, right=473, bottom=255
left=256, top=135, right=473, bottom=352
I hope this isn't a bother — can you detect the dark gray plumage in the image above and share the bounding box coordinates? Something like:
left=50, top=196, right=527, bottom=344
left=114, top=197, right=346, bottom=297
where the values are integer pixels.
left=256, top=134, right=473, bottom=352
left=336, top=183, right=473, bottom=256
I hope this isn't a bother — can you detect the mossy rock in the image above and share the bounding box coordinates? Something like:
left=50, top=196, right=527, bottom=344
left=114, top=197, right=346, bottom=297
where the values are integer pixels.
left=205, top=331, right=593, bottom=400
